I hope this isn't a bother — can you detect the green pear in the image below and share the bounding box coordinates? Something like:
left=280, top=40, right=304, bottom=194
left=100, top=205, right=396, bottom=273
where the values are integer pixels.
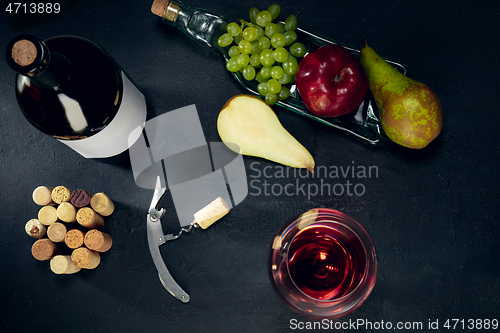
left=360, top=40, right=443, bottom=149
left=217, top=95, right=315, bottom=172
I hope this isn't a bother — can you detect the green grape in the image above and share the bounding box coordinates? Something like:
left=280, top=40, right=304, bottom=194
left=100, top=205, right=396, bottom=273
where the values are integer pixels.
left=265, top=93, right=278, bottom=105
left=228, top=45, right=240, bottom=58
left=285, top=14, right=298, bottom=31
left=239, top=40, right=253, bottom=54
left=271, top=66, right=284, bottom=79
left=277, top=22, right=286, bottom=34
left=226, top=57, right=241, bottom=72
left=249, top=7, right=259, bottom=25
left=237, top=54, right=250, bottom=67
left=256, top=71, right=268, bottom=83
left=221, top=6, right=301, bottom=104
left=260, top=49, right=275, bottom=67
left=255, top=10, right=272, bottom=27
left=284, top=31, right=297, bottom=46
left=258, top=37, right=271, bottom=50
left=243, top=27, right=258, bottom=41
left=267, top=4, right=281, bottom=20
left=279, top=72, right=293, bottom=84
left=273, top=47, right=288, bottom=62
left=218, top=33, right=233, bottom=47
left=227, top=22, right=241, bottom=37
left=265, top=23, right=279, bottom=38
left=259, top=66, right=272, bottom=79
left=267, top=79, right=282, bottom=94
left=283, top=55, right=298, bottom=75
left=255, top=26, right=265, bottom=39
left=271, top=33, right=286, bottom=48
left=277, top=86, right=291, bottom=100
left=242, top=65, right=256, bottom=81
left=257, top=82, right=269, bottom=95
left=290, top=42, right=306, bottom=57
left=250, top=41, right=260, bottom=55
left=249, top=53, right=261, bottom=67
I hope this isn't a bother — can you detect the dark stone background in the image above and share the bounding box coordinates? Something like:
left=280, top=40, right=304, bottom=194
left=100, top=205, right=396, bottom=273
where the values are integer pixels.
left=1, top=0, right=499, bottom=332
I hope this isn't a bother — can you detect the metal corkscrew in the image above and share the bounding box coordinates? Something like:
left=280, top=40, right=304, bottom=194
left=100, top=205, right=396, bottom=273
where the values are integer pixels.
left=146, top=176, right=230, bottom=303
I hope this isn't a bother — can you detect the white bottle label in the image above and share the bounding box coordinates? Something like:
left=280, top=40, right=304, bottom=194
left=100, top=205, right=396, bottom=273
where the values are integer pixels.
left=58, top=72, right=147, bottom=158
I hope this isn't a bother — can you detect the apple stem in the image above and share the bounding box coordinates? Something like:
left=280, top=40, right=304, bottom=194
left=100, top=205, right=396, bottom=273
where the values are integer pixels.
left=334, top=69, right=347, bottom=82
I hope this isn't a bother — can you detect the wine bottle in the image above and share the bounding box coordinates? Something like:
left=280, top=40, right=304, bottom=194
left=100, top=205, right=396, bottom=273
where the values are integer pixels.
left=150, top=0, right=410, bottom=144
left=6, top=34, right=147, bottom=158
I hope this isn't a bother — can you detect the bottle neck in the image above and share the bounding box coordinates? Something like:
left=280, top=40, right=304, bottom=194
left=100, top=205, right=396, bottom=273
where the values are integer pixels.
left=6, top=34, right=70, bottom=90
left=159, top=1, right=226, bottom=48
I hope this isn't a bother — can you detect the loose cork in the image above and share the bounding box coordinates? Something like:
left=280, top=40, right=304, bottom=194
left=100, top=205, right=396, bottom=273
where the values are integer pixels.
left=76, top=207, right=105, bottom=229
left=32, top=186, right=55, bottom=206
left=193, top=197, right=230, bottom=229
left=151, top=0, right=179, bottom=21
left=47, top=222, right=67, bottom=243
left=84, top=229, right=112, bottom=252
left=38, top=206, right=58, bottom=226
left=31, top=238, right=57, bottom=261
left=70, top=189, right=92, bottom=208
left=64, top=229, right=86, bottom=249
left=51, top=186, right=72, bottom=204
left=57, top=202, right=77, bottom=222
left=25, top=219, right=47, bottom=239
left=90, top=193, right=114, bottom=216
left=71, top=247, right=100, bottom=269
left=50, top=255, right=81, bottom=274
left=12, top=39, right=37, bottom=67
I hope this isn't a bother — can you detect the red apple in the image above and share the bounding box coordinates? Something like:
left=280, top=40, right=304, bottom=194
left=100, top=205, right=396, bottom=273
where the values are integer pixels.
left=295, top=44, right=368, bottom=117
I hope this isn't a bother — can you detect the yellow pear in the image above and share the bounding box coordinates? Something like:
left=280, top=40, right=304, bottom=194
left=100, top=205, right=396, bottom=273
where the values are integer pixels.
left=217, top=95, right=315, bottom=172
left=360, top=40, right=443, bottom=149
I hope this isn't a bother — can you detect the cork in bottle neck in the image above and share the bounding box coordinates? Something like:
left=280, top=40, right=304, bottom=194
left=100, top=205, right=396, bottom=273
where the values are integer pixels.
left=6, top=34, right=49, bottom=77
left=151, top=0, right=180, bottom=22
left=12, top=39, right=37, bottom=67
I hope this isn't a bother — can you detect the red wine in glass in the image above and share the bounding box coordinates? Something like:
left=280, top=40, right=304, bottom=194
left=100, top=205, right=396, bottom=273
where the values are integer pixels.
left=268, top=208, right=377, bottom=319
left=287, top=223, right=366, bottom=300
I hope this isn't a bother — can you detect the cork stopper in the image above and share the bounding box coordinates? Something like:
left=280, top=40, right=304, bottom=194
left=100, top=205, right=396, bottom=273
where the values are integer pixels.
left=50, top=255, right=81, bottom=274
left=151, top=0, right=168, bottom=16
left=71, top=247, right=100, bottom=269
left=31, top=238, right=57, bottom=261
left=11, top=39, right=37, bottom=67
left=47, top=222, right=68, bottom=243
left=57, top=202, right=77, bottom=223
left=193, top=197, right=230, bottom=229
left=64, top=229, right=86, bottom=249
left=32, top=186, right=55, bottom=206
left=84, top=229, right=112, bottom=252
left=70, top=189, right=91, bottom=208
left=90, top=193, right=114, bottom=216
left=76, top=207, right=105, bottom=229
left=51, top=186, right=73, bottom=204
left=38, top=206, right=58, bottom=226
left=25, top=219, right=47, bottom=239
left=151, top=0, right=179, bottom=21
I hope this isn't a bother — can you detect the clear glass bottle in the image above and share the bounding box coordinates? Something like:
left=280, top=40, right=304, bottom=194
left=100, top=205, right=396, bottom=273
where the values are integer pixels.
left=151, top=0, right=410, bottom=145
left=6, top=34, right=147, bottom=158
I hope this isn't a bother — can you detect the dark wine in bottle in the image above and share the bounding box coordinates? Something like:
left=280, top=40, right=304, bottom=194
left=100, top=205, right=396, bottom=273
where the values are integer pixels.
left=6, top=34, right=147, bottom=158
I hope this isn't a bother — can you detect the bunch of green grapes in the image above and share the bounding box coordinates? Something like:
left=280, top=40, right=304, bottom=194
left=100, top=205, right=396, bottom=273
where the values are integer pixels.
left=217, top=4, right=307, bottom=105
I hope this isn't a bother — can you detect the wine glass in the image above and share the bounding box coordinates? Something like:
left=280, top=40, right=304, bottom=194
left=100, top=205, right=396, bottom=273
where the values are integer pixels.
left=268, top=208, right=377, bottom=318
